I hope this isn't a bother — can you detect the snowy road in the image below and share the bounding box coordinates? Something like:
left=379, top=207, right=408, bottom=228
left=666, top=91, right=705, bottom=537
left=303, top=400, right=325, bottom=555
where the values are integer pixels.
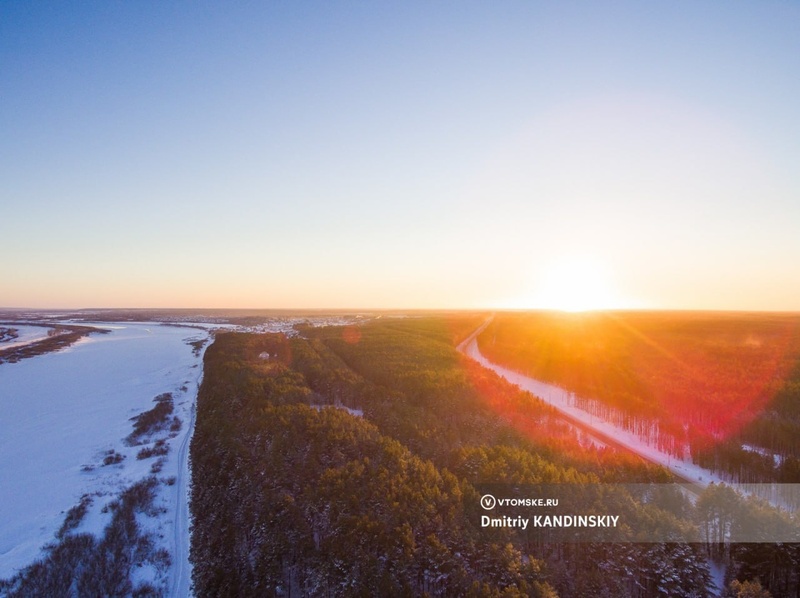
left=457, top=318, right=723, bottom=488
left=172, top=395, right=198, bottom=597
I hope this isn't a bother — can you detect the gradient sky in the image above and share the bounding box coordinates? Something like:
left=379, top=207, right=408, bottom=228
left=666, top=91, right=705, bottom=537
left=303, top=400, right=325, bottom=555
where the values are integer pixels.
left=2, top=2, right=799, bottom=310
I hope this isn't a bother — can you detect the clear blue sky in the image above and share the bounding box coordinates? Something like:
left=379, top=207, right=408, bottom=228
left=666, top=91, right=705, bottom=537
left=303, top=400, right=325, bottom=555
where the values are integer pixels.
left=2, top=2, right=799, bottom=310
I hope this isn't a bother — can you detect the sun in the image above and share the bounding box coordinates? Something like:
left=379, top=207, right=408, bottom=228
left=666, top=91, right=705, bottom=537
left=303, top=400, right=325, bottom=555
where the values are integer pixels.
left=508, top=257, right=631, bottom=312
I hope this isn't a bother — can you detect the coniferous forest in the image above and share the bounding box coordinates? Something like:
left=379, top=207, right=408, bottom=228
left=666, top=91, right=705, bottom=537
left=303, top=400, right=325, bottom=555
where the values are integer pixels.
left=190, top=315, right=800, bottom=597
left=477, top=312, right=800, bottom=485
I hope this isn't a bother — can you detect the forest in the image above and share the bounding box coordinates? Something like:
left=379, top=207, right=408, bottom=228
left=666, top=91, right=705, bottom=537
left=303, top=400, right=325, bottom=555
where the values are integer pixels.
left=190, top=315, right=800, bottom=597
left=477, top=312, right=800, bottom=485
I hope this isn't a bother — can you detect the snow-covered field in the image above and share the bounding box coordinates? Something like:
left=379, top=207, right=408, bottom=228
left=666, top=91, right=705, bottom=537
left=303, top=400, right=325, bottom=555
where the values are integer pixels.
left=0, top=322, right=209, bottom=592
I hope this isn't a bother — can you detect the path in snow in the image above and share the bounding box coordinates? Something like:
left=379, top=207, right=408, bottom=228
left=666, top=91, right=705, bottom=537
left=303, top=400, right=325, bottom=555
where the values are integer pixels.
left=457, top=319, right=725, bottom=489
left=172, top=388, right=198, bottom=597
left=459, top=320, right=800, bottom=515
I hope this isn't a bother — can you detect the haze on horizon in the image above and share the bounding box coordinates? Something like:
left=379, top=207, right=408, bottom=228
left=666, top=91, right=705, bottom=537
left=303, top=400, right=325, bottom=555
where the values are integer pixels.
left=2, top=2, right=799, bottom=312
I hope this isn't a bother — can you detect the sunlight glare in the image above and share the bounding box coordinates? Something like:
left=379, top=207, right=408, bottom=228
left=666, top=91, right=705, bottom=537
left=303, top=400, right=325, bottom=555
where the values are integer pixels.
left=521, top=257, right=630, bottom=312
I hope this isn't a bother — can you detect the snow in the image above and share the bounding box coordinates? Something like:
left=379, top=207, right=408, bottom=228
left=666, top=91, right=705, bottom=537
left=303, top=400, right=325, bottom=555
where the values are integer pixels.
left=0, top=321, right=208, bottom=592
left=0, top=324, right=54, bottom=350
left=458, top=320, right=800, bottom=514
left=457, top=320, right=727, bottom=488
left=310, top=403, right=364, bottom=417
left=171, top=388, right=197, bottom=598
left=741, top=443, right=784, bottom=467
left=149, top=316, right=367, bottom=338
left=559, top=420, right=608, bottom=449
left=708, top=559, right=727, bottom=597
left=237, top=316, right=367, bottom=337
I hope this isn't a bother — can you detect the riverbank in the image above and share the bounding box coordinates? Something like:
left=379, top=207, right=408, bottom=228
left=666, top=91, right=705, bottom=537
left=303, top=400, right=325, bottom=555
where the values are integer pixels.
left=0, top=322, right=107, bottom=365
left=0, top=322, right=208, bottom=595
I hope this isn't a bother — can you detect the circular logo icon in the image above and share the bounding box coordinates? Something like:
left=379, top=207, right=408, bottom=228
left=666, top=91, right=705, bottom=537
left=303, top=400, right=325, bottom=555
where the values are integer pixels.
left=480, top=494, right=496, bottom=510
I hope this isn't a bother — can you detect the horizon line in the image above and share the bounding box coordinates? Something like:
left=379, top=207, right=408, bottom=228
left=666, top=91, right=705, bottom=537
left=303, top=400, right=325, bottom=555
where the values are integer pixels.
left=2, top=306, right=799, bottom=315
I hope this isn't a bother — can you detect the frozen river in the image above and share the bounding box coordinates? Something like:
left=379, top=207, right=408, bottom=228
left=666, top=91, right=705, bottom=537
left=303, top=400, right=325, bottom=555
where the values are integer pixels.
left=0, top=324, right=54, bottom=350
left=0, top=322, right=208, bottom=588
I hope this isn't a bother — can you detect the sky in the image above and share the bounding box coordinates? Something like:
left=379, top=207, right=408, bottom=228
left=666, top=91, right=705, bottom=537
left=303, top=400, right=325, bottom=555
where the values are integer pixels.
left=2, top=1, right=799, bottom=311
